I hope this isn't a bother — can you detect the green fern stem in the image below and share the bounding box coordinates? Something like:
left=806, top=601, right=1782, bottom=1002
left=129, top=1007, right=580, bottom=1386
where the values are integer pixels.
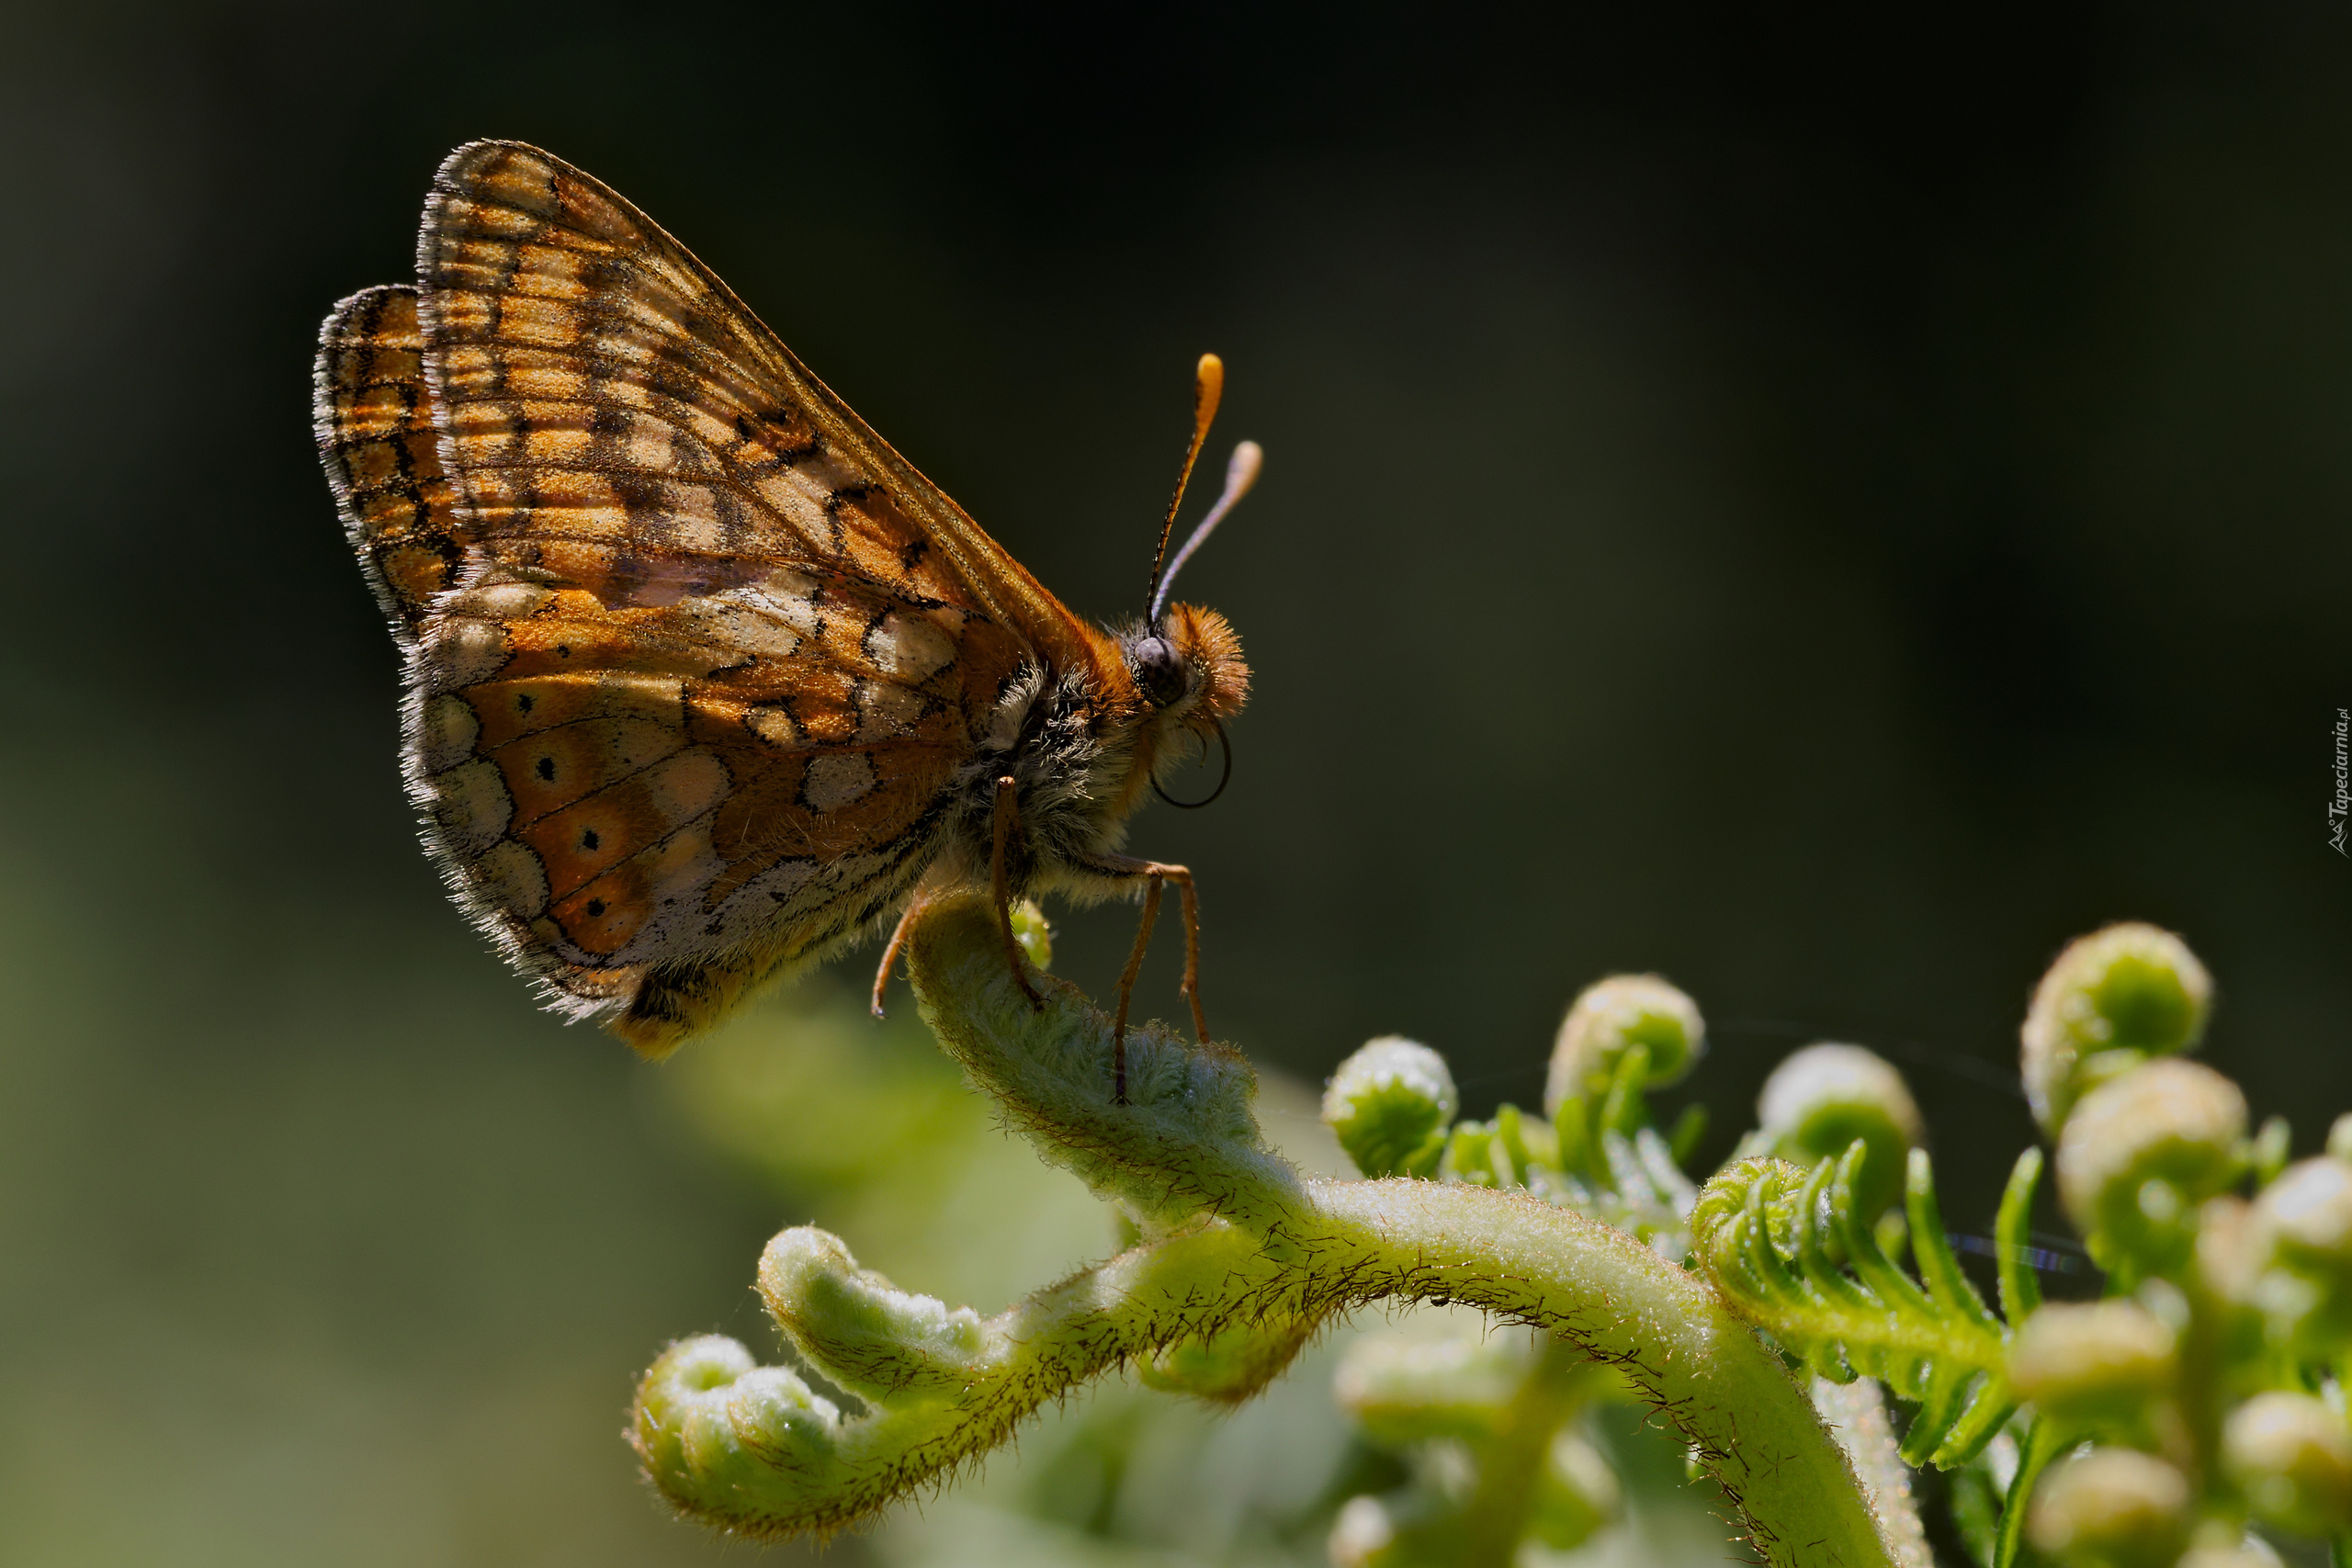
left=633, top=892, right=1899, bottom=1568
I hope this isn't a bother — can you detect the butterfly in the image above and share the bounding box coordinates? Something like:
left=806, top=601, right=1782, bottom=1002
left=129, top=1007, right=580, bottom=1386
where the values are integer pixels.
left=313, top=141, right=1258, bottom=1089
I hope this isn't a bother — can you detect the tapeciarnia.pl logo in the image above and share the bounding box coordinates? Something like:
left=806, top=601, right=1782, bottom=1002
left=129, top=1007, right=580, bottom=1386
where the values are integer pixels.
left=2332, top=707, right=2348, bottom=856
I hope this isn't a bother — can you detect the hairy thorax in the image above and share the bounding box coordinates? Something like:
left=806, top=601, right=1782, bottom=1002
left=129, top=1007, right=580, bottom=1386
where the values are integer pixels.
left=938, top=664, right=1141, bottom=906
left=933, top=602, right=1248, bottom=909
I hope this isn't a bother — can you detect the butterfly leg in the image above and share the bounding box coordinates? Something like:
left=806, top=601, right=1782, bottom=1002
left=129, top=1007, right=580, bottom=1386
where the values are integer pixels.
left=992, top=775, right=1045, bottom=1011
left=870, top=897, right=925, bottom=1019
left=1078, top=853, right=1210, bottom=1047
left=1165, top=866, right=1207, bottom=1043
left=1108, top=878, right=1167, bottom=1104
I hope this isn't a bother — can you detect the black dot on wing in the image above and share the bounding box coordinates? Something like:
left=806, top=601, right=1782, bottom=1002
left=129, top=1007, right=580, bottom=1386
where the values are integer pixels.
left=516, top=693, right=535, bottom=713
left=586, top=898, right=606, bottom=917
left=582, top=828, right=600, bottom=850
left=536, top=756, right=556, bottom=781
left=556, top=644, right=571, bottom=659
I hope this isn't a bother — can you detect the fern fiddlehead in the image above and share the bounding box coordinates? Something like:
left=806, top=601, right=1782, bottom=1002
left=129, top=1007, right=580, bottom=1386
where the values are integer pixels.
left=630, top=893, right=1894, bottom=1565
left=1316, top=977, right=1938, bottom=1565
left=628, top=886, right=2352, bottom=1568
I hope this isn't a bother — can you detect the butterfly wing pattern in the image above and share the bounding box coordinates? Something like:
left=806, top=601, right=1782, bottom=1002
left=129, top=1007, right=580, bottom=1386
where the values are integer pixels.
left=316, top=286, right=467, bottom=644
left=319, top=141, right=1061, bottom=1051
left=319, top=141, right=1253, bottom=1058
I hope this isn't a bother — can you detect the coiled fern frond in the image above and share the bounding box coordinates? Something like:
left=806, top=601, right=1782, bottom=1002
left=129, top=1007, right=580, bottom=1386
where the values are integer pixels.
left=1692, top=1141, right=2045, bottom=1469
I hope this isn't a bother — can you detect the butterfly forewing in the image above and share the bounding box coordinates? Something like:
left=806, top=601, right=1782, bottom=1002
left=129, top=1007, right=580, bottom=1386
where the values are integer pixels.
left=416, top=142, right=1094, bottom=666
left=322, top=141, right=1053, bottom=1050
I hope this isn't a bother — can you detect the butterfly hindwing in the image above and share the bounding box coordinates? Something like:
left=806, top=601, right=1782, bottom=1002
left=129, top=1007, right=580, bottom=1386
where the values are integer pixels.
left=313, top=286, right=468, bottom=645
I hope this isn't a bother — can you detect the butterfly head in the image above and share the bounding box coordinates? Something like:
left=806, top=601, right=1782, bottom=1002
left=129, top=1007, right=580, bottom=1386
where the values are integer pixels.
left=1114, top=604, right=1248, bottom=812
left=1125, top=603, right=1250, bottom=726
left=1131, top=355, right=1260, bottom=717
left=1116, top=355, right=1261, bottom=805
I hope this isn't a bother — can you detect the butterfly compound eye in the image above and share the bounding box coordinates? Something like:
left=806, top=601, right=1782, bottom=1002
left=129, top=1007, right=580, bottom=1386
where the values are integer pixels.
left=1131, top=635, right=1188, bottom=706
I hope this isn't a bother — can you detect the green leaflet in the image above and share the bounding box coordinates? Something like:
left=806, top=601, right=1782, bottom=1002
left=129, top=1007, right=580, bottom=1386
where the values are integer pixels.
left=1692, top=1141, right=2029, bottom=1470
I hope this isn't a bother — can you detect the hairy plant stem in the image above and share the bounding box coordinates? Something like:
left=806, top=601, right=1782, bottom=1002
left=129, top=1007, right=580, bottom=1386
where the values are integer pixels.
left=1292, top=1181, right=1894, bottom=1567
left=633, top=894, right=1896, bottom=1567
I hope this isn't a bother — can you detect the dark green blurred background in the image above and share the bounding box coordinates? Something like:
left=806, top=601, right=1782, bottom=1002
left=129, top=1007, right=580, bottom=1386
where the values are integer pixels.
left=3, top=3, right=2346, bottom=1562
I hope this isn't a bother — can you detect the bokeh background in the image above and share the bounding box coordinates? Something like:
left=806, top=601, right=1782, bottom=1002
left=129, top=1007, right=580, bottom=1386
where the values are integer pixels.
left=3, top=2, right=2347, bottom=1563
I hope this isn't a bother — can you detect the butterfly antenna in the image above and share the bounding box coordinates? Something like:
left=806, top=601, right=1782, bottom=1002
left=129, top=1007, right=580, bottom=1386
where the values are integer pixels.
left=1151, top=440, right=1262, bottom=622
left=1142, top=354, right=1225, bottom=618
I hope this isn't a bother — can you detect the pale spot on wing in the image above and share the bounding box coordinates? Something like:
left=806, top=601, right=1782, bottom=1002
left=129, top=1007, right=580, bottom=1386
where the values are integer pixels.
left=797, top=452, right=858, bottom=494
left=747, top=570, right=826, bottom=634
left=419, top=694, right=481, bottom=771
left=804, top=752, right=875, bottom=812
left=854, top=680, right=925, bottom=741
left=590, top=331, right=656, bottom=367
left=750, top=471, right=823, bottom=525
left=594, top=672, right=690, bottom=715
left=864, top=612, right=956, bottom=682
left=671, top=591, right=802, bottom=660
left=624, top=423, right=676, bottom=471
left=740, top=457, right=859, bottom=543
left=642, top=749, right=731, bottom=822
left=745, top=705, right=798, bottom=747
left=423, top=617, right=512, bottom=694
left=677, top=519, right=752, bottom=557
left=444, top=581, right=552, bottom=619
left=434, top=759, right=514, bottom=856
left=475, top=840, right=551, bottom=917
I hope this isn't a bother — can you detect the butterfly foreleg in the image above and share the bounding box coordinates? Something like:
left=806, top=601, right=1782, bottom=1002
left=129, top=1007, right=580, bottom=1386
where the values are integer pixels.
left=992, top=776, right=1046, bottom=1012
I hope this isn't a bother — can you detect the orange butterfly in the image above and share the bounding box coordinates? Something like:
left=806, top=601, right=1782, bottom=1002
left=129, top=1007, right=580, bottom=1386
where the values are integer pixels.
left=313, top=141, right=1257, bottom=1089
